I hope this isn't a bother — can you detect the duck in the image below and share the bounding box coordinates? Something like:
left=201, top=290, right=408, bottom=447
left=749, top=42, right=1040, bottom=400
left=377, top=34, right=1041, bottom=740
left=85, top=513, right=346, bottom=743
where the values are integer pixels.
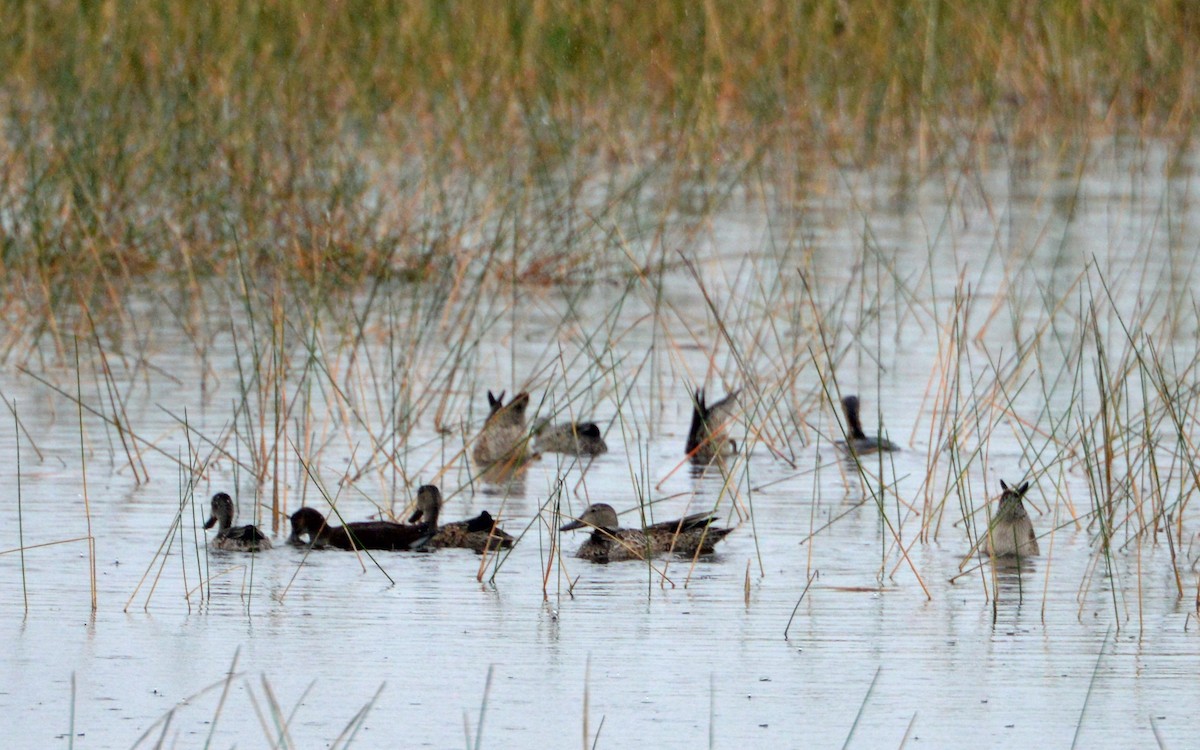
left=533, top=419, right=608, bottom=456
left=685, top=389, right=739, bottom=463
left=986, top=479, right=1039, bottom=559
left=406, top=484, right=515, bottom=553
left=559, top=502, right=733, bottom=563
left=472, top=390, right=535, bottom=472
left=204, top=492, right=272, bottom=552
left=835, top=395, right=899, bottom=455
left=287, top=506, right=432, bottom=551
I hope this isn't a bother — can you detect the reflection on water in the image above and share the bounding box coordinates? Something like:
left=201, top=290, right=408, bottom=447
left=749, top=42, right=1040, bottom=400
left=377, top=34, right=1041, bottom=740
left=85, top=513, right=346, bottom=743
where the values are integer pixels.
left=4, top=148, right=1200, bottom=748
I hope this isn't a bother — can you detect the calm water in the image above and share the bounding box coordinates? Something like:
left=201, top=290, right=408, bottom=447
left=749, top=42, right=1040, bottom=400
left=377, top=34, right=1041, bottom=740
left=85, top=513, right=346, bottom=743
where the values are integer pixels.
left=4, top=145, right=1200, bottom=748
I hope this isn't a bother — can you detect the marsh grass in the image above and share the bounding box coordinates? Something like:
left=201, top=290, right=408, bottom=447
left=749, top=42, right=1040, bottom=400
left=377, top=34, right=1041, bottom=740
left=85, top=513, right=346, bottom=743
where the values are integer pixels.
left=841, top=666, right=882, bottom=750
left=3, top=0, right=1200, bottom=658
left=67, top=671, right=77, bottom=750
left=17, top=13, right=1200, bottom=750
left=3, top=2, right=1199, bottom=330
left=18, top=135, right=1200, bottom=638
left=124, top=647, right=384, bottom=749
left=1072, top=626, right=1113, bottom=750
left=465, top=664, right=494, bottom=750
left=581, top=654, right=604, bottom=750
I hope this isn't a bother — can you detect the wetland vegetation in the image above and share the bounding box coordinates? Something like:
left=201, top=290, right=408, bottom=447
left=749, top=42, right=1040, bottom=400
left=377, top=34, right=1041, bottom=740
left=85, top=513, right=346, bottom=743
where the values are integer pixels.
left=3, top=3, right=1200, bottom=747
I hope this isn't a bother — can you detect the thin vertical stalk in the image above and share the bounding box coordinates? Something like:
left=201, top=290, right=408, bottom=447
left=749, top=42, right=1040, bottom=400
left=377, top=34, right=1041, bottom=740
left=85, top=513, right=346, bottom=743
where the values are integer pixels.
left=14, top=400, right=28, bottom=614
left=74, top=339, right=98, bottom=611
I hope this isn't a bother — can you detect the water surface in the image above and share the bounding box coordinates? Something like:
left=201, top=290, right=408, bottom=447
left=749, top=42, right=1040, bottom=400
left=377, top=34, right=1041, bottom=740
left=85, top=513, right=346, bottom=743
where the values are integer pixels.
left=3, top=145, right=1199, bottom=748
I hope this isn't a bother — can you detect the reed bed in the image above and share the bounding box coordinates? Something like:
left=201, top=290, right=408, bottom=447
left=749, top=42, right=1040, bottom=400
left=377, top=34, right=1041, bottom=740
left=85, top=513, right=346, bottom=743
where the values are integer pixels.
left=12, top=147, right=1198, bottom=633
left=1, top=1, right=1198, bottom=327
left=4, top=162, right=1200, bottom=750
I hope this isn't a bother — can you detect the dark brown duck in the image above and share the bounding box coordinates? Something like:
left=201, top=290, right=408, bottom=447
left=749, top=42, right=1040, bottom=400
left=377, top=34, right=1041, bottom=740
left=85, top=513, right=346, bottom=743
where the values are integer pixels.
left=204, top=492, right=272, bottom=552
left=288, top=506, right=432, bottom=551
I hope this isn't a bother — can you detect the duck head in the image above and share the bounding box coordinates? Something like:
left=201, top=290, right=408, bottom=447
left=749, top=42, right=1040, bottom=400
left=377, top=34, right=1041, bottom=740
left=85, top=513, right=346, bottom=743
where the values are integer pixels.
left=288, top=506, right=330, bottom=544
left=560, top=503, right=619, bottom=533
left=407, top=484, right=442, bottom=528
left=204, top=492, right=235, bottom=532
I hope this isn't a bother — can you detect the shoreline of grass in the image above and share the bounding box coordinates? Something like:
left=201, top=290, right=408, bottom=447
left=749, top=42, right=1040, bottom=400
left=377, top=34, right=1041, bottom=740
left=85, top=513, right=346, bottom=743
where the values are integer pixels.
left=2, top=2, right=1198, bottom=301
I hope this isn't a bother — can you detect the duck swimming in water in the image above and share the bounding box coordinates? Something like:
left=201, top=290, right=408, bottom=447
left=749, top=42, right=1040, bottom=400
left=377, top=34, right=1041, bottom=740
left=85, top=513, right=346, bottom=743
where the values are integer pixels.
left=472, top=390, right=535, bottom=475
left=559, top=502, right=733, bottom=563
left=287, top=506, right=432, bottom=551
left=533, top=419, right=608, bottom=456
left=985, top=479, right=1038, bottom=559
left=835, top=395, right=899, bottom=455
left=406, top=484, right=515, bottom=553
left=685, top=389, right=739, bottom=463
left=204, top=492, right=272, bottom=552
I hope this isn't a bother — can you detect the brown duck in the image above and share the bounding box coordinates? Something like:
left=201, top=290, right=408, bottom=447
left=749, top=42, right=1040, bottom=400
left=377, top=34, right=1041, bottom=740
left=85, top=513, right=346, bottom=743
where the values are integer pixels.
left=472, top=390, right=536, bottom=475
left=533, top=419, right=608, bottom=456
left=986, top=480, right=1038, bottom=559
left=685, top=389, right=739, bottom=463
left=560, top=503, right=733, bottom=563
left=406, top=484, right=515, bottom=553
left=204, top=492, right=272, bottom=552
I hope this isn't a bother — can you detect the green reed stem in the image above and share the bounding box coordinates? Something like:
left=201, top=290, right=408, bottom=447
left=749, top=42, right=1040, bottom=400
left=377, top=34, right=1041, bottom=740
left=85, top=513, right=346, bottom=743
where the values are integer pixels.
left=842, top=665, right=882, bottom=750
left=1071, top=626, right=1112, bottom=750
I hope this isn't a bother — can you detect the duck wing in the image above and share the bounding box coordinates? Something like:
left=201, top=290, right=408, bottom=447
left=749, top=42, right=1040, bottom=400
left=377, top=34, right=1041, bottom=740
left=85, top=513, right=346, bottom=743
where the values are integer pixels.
left=217, top=524, right=273, bottom=551
left=434, top=513, right=515, bottom=551
left=647, top=512, right=718, bottom=534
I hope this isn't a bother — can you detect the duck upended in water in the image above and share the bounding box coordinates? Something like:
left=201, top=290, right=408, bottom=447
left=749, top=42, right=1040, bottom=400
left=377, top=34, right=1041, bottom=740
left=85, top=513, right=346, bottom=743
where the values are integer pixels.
left=288, top=506, right=432, bottom=551
left=533, top=419, right=608, bottom=456
left=472, top=390, right=535, bottom=473
left=836, top=395, right=899, bottom=455
left=406, top=484, right=515, bottom=553
left=204, top=492, right=272, bottom=552
left=986, top=480, right=1039, bottom=559
left=559, top=502, right=733, bottom=563
left=686, top=389, right=739, bottom=463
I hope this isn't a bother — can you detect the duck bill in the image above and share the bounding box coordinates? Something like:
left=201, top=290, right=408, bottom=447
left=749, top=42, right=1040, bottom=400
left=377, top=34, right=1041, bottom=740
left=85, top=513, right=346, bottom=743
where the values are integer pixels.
left=408, top=509, right=424, bottom=523
left=203, top=516, right=218, bottom=530
left=559, top=519, right=585, bottom=531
